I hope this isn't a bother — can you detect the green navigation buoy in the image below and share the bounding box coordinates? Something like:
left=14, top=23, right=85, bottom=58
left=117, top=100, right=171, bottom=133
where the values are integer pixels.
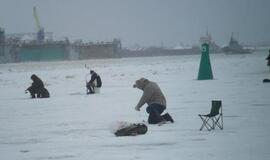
left=197, top=43, right=213, bottom=80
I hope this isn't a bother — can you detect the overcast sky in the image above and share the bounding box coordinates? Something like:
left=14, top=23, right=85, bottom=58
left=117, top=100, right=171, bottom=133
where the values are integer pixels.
left=0, top=0, right=269, bottom=47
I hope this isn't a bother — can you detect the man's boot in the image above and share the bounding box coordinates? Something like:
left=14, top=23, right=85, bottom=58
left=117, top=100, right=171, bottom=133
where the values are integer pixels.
left=162, top=113, right=174, bottom=123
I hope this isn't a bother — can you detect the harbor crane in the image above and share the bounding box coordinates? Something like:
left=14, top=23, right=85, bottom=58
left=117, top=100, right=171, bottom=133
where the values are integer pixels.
left=33, top=6, right=45, bottom=41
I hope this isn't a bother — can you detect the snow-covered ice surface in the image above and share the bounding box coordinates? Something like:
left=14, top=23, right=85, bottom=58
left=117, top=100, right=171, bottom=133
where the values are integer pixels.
left=0, top=51, right=269, bottom=160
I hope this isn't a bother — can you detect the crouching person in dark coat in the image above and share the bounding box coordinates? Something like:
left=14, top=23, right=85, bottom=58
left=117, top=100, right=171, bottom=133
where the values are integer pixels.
left=86, top=70, right=102, bottom=94
left=133, top=78, right=174, bottom=125
left=26, top=74, right=50, bottom=98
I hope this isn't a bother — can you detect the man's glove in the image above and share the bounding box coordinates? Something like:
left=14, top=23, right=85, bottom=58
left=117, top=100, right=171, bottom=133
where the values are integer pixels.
left=135, top=106, right=140, bottom=111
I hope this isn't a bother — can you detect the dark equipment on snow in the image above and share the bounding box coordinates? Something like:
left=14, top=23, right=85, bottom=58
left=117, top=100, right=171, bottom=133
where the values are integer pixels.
left=266, top=50, right=270, bottom=68
left=114, top=123, right=148, bottom=136
left=263, top=79, right=270, bottom=83
left=199, top=100, right=223, bottom=131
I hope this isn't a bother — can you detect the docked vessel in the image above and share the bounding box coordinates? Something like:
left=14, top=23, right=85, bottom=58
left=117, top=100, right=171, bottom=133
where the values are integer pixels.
left=0, top=7, right=121, bottom=63
left=222, top=33, right=252, bottom=54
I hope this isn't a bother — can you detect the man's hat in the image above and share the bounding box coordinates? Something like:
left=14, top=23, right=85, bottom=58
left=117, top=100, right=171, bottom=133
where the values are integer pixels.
left=133, top=78, right=147, bottom=88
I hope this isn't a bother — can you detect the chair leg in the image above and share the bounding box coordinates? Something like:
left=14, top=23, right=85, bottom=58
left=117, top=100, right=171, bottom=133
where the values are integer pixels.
left=199, top=116, right=207, bottom=130
left=221, top=114, right=224, bottom=129
left=211, top=118, right=215, bottom=129
left=213, top=116, right=223, bottom=130
left=199, top=116, right=212, bottom=131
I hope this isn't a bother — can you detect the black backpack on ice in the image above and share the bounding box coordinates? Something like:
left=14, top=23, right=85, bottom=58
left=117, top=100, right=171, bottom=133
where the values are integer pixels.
left=114, top=123, right=148, bottom=136
left=263, top=79, right=270, bottom=83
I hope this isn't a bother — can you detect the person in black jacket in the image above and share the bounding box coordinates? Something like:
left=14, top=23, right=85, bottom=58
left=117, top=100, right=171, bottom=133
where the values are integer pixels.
left=26, top=74, right=50, bottom=98
left=86, top=70, right=102, bottom=94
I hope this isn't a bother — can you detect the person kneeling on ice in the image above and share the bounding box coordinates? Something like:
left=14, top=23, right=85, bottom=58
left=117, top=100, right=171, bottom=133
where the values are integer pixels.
left=133, top=78, right=174, bottom=125
left=86, top=70, right=102, bottom=94
left=25, top=74, right=50, bottom=98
